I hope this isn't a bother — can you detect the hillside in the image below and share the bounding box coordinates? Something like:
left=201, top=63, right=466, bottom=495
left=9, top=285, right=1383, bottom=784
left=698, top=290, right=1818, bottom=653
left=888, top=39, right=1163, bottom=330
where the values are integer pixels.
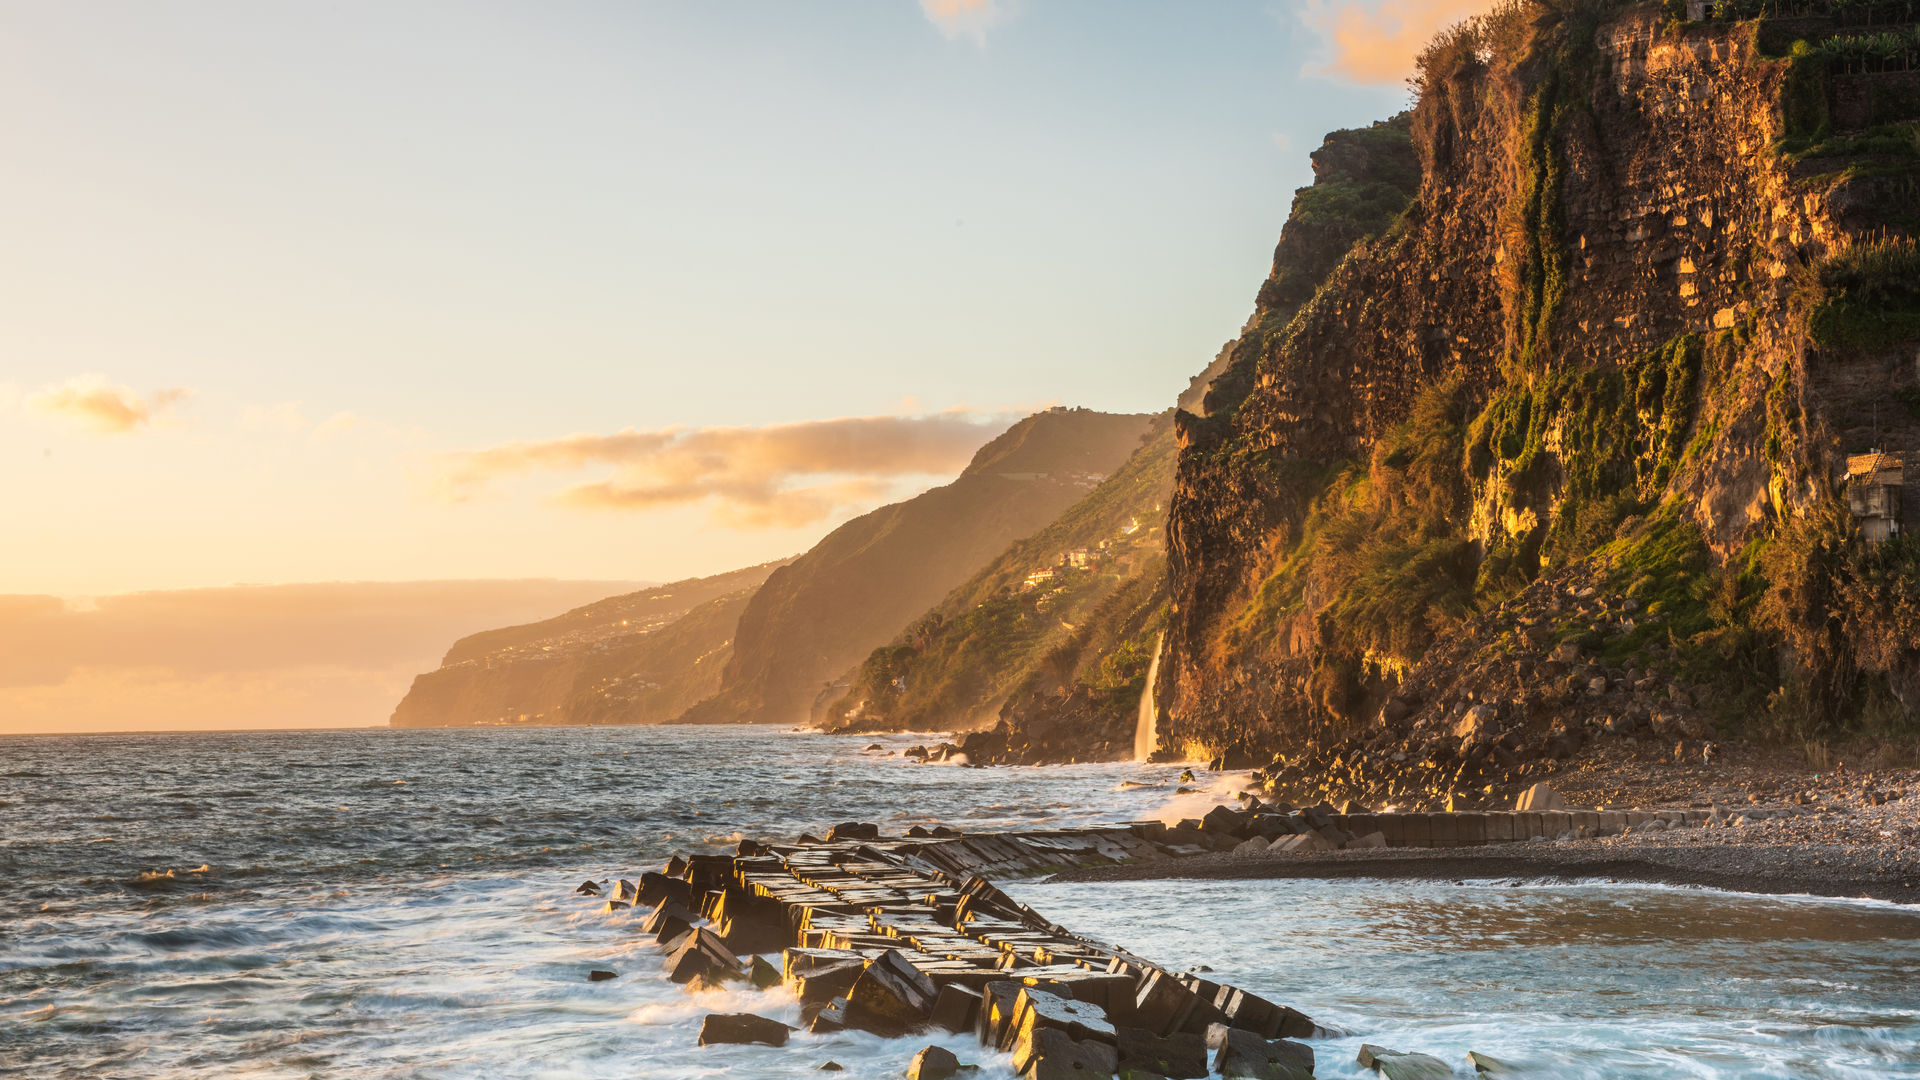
left=388, top=562, right=786, bottom=727
left=1158, top=0, right=1920, bottom=808
left=816, top=413, right=1177, bottom=749
left=676, top=407, right=1156, bottom=727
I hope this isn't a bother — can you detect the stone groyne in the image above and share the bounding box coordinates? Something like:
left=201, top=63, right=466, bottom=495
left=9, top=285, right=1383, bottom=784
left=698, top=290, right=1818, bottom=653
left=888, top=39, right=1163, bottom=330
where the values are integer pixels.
left=578, top=799, right=1695, bottom=1077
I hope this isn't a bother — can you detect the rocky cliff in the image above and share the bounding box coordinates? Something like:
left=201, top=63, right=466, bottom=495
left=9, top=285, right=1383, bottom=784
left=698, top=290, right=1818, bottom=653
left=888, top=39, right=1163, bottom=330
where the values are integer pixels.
left=815, top=413, right=1176, bottom=757
left=388, top=562, right=784, bottom=727
left=676, top=407, right=1156, bottom=727
left=1159, top=0, right=1920, bottom=800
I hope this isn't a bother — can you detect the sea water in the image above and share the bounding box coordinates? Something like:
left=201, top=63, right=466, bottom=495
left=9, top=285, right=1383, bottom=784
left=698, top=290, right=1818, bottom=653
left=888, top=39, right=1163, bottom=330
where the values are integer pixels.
left=2, top=725, right=1916, bottom=1078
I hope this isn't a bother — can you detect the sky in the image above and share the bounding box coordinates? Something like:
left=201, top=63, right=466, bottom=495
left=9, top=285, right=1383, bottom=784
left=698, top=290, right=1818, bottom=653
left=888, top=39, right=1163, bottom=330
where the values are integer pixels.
left=0, top=0, right=1480, bottom=730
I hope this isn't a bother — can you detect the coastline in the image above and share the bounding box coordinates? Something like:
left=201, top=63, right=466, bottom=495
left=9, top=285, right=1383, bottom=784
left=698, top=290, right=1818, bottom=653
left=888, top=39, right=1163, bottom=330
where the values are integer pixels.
left=1046, top=833, right=1920, bottom=906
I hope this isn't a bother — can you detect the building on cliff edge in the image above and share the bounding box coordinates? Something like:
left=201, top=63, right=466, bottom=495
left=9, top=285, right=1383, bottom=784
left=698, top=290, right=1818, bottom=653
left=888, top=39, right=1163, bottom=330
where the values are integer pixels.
left=1846, top=451, right=1905, bottom=543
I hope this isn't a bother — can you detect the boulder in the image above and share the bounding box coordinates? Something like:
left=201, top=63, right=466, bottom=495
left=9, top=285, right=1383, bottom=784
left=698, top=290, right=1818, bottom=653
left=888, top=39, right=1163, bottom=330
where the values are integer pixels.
left=1356, top=1044, right=1452, bottom=1079
left=638, top=871, right=692, bottom=910
left=826, top=821, right=881, bottom=842
left=1115, top=1026, right=1209, bottom=1080
left=845, top=949, right=938, bottom=1036
left=601, top=900, right=631, bottom=914
left=808, top=998, right=850, bottom=1034
left=1133, top=970, right=1200, bottom=1035
left=1202, top=804, right=1252, bottom=836
left=905, top=1045, right=961, bottom=1080
left=790, top=960, right=866, bottom=1006
left=1452, top=704, right=1499, bottom=744
left=574, top=879, right=602, bottom=896
left=586, top=969, right=617, bottom=982
left=696, top=1011, right=793, bottom=1047
left=1468, top=1050, right=1522, bottom=1075
left=819, top=1063, right=844, bottom=1072
left=748, top=955, right=781, bottom=990
left=1232, top=836, right=1271, bottom=855
left=931, top=982, right=983, bottom=1034
left=1352, top=831, right=1388, bottom=848
left=613, top=878, right=638, bottom=902
left=1214, top=1028, right=1313, bottom=1079
left=1513, top=783, right=1566, bottom=813
left=1008, top=986, right=1118, bottom=1049
left=641, top=899, right=701, bottom=943
left=1014, top=1027, right=1120, bottom=1079
left=666, top=928, right=744, bottom=986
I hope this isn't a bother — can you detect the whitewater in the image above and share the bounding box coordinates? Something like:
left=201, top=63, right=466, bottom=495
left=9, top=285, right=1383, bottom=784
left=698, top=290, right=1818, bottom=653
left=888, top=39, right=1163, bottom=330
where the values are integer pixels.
left=2, top=725, right=1917, bottom=1078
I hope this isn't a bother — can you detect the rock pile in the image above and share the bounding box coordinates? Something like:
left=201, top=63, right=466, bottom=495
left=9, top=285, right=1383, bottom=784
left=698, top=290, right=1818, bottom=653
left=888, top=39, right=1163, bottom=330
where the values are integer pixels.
left=587, top=825, right=1329, bottom=1078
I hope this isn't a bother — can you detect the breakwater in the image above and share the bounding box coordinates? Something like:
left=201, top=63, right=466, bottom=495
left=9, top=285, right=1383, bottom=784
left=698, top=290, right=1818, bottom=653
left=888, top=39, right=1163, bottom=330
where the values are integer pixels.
left=590, top=799, right=1721, bottom=1078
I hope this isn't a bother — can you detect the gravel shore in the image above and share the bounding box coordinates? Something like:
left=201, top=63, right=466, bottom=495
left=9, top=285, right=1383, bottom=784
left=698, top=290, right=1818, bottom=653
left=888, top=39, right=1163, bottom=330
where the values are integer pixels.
left=1050, top=784, right=1920, bottom=905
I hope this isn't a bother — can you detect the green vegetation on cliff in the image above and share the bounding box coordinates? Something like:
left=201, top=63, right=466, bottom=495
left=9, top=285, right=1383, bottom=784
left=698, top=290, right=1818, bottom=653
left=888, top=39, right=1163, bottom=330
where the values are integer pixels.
left=820, top=414, right=1175, bottom=737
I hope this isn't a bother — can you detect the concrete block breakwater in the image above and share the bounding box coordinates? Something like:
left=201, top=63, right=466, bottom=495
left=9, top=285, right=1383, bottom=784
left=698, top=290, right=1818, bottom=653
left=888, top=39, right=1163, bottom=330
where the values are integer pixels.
left=580, top=808, right=1690, bottom=1076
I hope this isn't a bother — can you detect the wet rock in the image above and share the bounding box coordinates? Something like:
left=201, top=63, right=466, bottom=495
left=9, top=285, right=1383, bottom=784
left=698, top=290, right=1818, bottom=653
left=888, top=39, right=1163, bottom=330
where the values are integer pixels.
left=696, top=1011, right=793, bottom=1047
left=666, top=928, right=744, bottom=986
left=1468, top=1050, right=1522, bottom=1075
left=638, top=870, right=692, bottom=910
left=808, top=998, right=850, bottom=1034
left=826, top=821, right=880, bottom=842
left=663, top=855, right=687, bottom=877
left=574, top=879, right=602, bottom=896
left=931, top=982, right=984, bottom=1033
left=790, top=960, right=865, bottom=1007
left=642, top=899, right=700, bottom=944
left=748, top=955, right=781, bottom=990
left=865, top=742, right=885, bottom=750
left=906, top=1045, right=961, bottom=1080
left=1014, top=1027, right=1120, bottom=1079
left=845, top=949, right=938, bottom=1036
left=1356, top=1044, right=1452, bottom=1079
left=1134, top=970, right=1201, bottom=1035
left=1115, top=1027, right=1208, bottom=1079
left=818, top=1063, right=844, bottom=1072
left=601, top=899, right=631, bottom=914
left=1214, top=1028, right=1313, bottom=1079
left=613, top=878, right=637, bottom=903
left=1009, top=985, right=1117, bottom=1049
left=587, top=969, right=617, bottom=982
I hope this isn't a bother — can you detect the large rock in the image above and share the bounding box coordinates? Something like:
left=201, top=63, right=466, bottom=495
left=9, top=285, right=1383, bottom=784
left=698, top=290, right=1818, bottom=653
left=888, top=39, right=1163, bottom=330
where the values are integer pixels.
left=1013, top=1027, right=1120, bottom=1079
left=1214, top=1028, right=1313, bottom=1079
left=1453, top=703, right=1499, bottom=744
left=1469, top=1050, right=1523, bottom=1075
left=1357, top=1044, right=1453, bottom=1079
left=845, top=949, right=938, bottom=1036
left=1115, top=1027, right=1209, bottom=1079
left=696, top=1012, right=793, bottom=1047
left=931, top=983, right=983, bottom=1034
left=666, top=927, right=744, bottom=986
left=905, top=1045, right=961, bottom=1080
left=1513, top=783, right=1566, bottom=812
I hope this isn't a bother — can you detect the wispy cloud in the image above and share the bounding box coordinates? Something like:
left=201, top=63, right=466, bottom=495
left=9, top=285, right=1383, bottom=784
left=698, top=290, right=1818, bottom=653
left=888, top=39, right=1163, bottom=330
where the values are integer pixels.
left=1302, top=0, right=1487, bottom=85
left=28, top=375, right=190, bottom=434
left=434, top=410, right=1017, bottom=529
left=920, top=0, right=1012, bottom=43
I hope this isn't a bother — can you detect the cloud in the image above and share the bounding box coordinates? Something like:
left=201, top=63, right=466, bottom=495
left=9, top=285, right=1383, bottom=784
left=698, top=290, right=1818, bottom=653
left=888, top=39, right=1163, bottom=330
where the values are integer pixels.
left=1302, top=0, right=1488, bottom=85
left=920, top=0, right=1011, bottom=43
left=28, top=375, right=190, bottom=433
left=434, top=410, right=1017, bottom=529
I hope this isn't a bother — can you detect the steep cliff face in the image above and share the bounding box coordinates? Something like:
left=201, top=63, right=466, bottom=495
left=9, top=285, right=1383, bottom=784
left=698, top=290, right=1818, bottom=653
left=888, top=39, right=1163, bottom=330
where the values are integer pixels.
left=388, top=562, right=784, bottom=727
left=677, top=407, right=1155, bottom=727
left=1163, top=2, right=1920, bottom=779
left=817, top=413, right=1176, bottom=746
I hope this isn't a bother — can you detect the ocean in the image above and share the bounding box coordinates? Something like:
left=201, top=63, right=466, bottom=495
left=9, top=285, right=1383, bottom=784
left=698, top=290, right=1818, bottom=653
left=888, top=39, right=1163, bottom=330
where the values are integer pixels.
left=3, top=725, right=1917, bottom=1078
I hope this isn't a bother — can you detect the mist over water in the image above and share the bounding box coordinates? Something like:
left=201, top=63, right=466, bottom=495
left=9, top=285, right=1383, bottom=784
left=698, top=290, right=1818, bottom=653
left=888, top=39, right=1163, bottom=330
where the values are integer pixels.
left=2, top=726, right=1916, bottom=1079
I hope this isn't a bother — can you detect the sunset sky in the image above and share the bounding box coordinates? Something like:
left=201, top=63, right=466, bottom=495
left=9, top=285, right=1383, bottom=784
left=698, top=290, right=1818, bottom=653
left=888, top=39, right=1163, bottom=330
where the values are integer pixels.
left=0, top=0, right=1477, bottom=730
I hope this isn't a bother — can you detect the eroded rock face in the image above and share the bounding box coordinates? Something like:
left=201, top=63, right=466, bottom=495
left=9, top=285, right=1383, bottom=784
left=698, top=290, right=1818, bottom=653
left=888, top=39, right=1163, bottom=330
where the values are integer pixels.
left=1159, top=7, right=1917, bottom=761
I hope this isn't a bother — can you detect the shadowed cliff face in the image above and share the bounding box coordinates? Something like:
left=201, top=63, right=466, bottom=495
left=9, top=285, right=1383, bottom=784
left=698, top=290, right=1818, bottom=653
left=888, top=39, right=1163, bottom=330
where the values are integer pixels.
left=676, top=407, right=1157, bottom=728
left=1161, top=4, right=1920, bottom=771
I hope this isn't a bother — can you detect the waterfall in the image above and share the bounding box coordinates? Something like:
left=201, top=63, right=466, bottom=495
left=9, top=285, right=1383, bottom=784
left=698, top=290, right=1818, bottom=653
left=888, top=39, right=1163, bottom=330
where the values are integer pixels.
left=1133, top=632, right=1164, bottom=762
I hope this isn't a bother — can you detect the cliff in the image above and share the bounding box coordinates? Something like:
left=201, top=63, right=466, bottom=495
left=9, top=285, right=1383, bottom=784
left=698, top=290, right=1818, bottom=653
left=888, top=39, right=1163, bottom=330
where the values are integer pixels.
left=1160, top=0, right=1920, bottom=800
left=676, top=407, right=1157, bottom=727
left=816, top=413, right=1177, bottom=753
left=388, top=562, right=785, bottom=727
